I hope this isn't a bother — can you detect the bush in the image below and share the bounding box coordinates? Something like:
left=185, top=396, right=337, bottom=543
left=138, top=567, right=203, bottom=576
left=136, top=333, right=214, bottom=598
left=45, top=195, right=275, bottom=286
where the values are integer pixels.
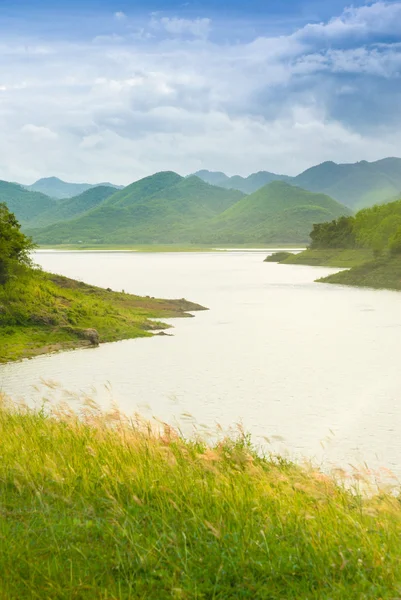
left=0, top=203, right=35, bottom=284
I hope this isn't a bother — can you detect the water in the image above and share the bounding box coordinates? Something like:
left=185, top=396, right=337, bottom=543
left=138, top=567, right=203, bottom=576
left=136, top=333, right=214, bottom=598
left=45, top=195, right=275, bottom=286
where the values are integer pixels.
left=1, top=250, right=401, bottom=476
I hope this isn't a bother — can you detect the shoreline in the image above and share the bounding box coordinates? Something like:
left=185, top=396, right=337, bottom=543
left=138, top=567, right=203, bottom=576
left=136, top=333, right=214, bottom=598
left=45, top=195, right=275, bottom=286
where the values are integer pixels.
left=266, top=248, right=401, bottom=292
left=0, top=270, right=207, bottom=364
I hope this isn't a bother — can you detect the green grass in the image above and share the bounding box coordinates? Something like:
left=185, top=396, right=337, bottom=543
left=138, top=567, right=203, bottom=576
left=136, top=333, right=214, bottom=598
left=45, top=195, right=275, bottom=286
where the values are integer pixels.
left=319, top=256, right=401, bottom=291
left=281, top=249, right=374, bottom=267
left=0, top=397, right=401, bottom=599
left=0, top=268, right=205, bottom=363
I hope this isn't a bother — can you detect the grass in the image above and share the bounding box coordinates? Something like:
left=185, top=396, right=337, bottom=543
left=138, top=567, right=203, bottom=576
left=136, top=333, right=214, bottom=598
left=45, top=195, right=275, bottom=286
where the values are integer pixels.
left=280, top=248, right=374, bottom=268
left=0, top=396, right=401, bottom=599
left=265, top=248, right=401, bottom=292
left=0, top=268, right=205, bottom=363
left=319, top=255, right=401, bottom=290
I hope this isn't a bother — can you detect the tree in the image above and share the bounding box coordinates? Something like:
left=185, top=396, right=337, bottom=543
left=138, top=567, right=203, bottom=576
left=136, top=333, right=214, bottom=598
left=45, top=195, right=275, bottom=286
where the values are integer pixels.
left=0, top=203, right=35, bottom=284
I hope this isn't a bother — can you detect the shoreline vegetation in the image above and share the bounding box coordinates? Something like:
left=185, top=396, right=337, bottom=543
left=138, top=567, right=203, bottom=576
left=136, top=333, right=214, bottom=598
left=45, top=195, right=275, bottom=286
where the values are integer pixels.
left=0, top=268, right=206, bottom=364
left=266, top=248, right=401, bottom=291
left=37, top=243, right=306, bottom=252
left=1, top=396, right=401, bottom=598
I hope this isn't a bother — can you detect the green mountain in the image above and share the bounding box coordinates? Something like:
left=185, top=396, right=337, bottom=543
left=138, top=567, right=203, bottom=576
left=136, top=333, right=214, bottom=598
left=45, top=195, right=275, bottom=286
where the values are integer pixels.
left=0, top=181, right=56, bottom=226
left=31, top=172, right=245, bottom=244
left=193, top=181, right=352, bottom=244
left=292, top=158, right=401, bottom=210
left=26, top=186, right=118, bottom=229
left=26, top=177, right=123, bottom=199
left=196, top=158, right=401, bottom=209
left=194, top=170, right=290, bottom=194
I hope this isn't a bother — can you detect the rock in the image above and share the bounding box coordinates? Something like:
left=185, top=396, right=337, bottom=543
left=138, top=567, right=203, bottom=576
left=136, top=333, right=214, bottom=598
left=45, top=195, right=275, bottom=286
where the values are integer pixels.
left=82, top=328, right=100, bottom=346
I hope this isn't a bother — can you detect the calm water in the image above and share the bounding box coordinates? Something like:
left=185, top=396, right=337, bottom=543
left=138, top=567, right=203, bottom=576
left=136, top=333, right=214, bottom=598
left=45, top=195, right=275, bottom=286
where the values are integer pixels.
left=1, top=250, right=401, bottom=475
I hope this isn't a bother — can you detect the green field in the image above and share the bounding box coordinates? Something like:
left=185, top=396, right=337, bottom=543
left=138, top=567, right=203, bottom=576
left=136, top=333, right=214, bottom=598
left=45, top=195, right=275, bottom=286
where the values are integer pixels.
left=0, top=397, right=401, bottom=599
left=0, top=268, right=205, bottom=363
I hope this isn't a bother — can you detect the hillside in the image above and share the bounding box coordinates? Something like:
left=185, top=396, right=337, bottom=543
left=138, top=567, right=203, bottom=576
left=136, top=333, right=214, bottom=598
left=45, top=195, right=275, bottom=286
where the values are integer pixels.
left=194, top=169, right=290, bottom=194
left=0, top=181, right=56, bottom=225
left=193, top=181, right=352, bottom=244
left=273, top=197, right=401, bottom=290
left=195, top=158, right=401, bottom=209
left=292, top=158, right=401, bottom=209
left=26, top=185, right=118, bottom=229
left=26, top=176, right=123, bottom=199
left=31, top=172, right=245, bottom=244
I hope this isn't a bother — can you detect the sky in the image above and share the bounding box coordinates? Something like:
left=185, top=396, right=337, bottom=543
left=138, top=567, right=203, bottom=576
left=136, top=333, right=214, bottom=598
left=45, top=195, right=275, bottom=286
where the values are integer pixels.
left=0, top=0, right=401, bottom=184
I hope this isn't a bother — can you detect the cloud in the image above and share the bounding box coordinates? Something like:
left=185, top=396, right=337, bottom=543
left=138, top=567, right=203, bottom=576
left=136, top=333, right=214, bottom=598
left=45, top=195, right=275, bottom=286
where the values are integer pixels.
left=296, top=1, right=401, bottom=44
left=151, top=16, right=212, bottom=39
left=21, top=124, right=58, bottom=140
left=114, top=11, right=127, bottom=21
left=0, top=2, right=400, bottom=184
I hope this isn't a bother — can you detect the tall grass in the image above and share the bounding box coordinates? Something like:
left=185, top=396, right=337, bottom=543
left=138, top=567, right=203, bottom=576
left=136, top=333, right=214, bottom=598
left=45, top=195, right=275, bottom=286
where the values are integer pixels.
left=0, top=395, right=401, bottom=599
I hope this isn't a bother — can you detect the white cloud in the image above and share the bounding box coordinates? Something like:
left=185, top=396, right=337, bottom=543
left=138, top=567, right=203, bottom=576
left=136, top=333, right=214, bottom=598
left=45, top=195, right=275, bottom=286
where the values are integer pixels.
left=151, top=16, right=212, bottom=39
left=21, top=124, right=58, bottom=140
left=114, top=11, right=127, bottom=21
left=0, top=2, right=400, bottom=184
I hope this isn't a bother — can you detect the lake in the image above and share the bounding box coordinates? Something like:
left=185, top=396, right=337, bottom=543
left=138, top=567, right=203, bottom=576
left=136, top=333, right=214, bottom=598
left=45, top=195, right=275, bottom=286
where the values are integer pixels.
left=1, top=250, right=401, bottom=477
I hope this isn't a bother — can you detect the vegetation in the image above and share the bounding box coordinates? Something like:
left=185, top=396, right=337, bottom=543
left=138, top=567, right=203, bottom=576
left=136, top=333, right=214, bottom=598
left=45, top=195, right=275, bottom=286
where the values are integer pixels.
left=29, top=173, right=245, bottom=244
left=0, top=398, right=401, bottom=599
left=196, top=182, right=351, bottom=244
left=27, top=186, right=118, bottom=228
left=319, top=256, right=401, bottom=290
left=0, top=268, right=205, bottom=362
left=0, top=180, right=56, bottom=226
left=264, top=251, right=293, bottom=262
left=0, top=205, right=205, bottom=362
left=26, top=176, right=122, bottom=199
left=197, top=158, right=401, bottom=209
left=268, top=197, right=401, bottom=291
left=0, top=203, right=35, bottom=284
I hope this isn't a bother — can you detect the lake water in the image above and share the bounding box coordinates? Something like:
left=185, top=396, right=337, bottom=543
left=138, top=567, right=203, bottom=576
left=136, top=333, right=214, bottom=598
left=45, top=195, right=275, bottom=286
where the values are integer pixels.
left=1, top=250, right=401, bottom=477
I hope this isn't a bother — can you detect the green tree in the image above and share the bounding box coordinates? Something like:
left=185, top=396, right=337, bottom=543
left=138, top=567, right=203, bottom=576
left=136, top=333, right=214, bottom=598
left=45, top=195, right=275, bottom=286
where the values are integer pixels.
left=0, top=203, right=35, bottom=284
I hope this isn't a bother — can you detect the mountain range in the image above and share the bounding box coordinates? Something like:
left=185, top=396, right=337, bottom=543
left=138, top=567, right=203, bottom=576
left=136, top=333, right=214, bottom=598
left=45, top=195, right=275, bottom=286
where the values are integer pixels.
left=25, top=177, right=123, bottom=199
left=195, top=157, right=401, bottom=209
left=24, top=173, right=350, bottom=245
left=1, top=156, right=399, bottom=246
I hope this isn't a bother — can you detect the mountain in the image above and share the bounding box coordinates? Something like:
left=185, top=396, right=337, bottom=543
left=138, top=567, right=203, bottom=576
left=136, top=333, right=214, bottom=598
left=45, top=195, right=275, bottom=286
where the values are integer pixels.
left=30, top=172, right=245, bottom=244
left=292, top=158, right=401, bottom=210
left=195, top=158, right=401, bottom=209
left=0, top=181, right=56, bottom=225
left=26, top=177, right=123, bottom=199
left=194, top=170, right=290, bottom=194
left=26, top=186, right=118, bottom=229
left=192, top=181, right=352, bottom=244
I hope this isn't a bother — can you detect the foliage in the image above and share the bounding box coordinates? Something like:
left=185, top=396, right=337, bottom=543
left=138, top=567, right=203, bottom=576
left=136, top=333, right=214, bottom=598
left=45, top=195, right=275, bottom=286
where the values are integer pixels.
left=0, top=203, right=35, bottom=284
left=319, top=256, right=401, bottom=291
left=310, top=216, right=357, bottom=249
left=0, top=268, right=205, bottom=362
left=1, top=398, right=401, bottom=599
left=264, top=251, right=293, bottom=262
left=0, top=180, right=55, bottom=226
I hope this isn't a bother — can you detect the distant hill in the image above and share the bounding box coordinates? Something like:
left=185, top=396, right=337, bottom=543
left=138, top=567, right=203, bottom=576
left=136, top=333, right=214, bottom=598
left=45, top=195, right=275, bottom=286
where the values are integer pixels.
left=292, top=158, right=401, bottom=210
left=0, top=181, right=55, bottom=225
left=195, top=158, right=401, bottom=209
left=27, top=186, right=118, bottom=229
left=31, top=176, right=350, bottom=245
left=194, top=170, right=290, bottom=194
left=192, top=181, right=352, bottom=244
left=30, top=172, right=245, bottom=244
left=26, top=177, right=123, bottom=199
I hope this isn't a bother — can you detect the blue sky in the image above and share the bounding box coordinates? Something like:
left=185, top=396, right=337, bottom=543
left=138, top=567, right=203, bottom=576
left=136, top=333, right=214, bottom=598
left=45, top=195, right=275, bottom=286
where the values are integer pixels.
left=0, top=0, right=401, bottom=183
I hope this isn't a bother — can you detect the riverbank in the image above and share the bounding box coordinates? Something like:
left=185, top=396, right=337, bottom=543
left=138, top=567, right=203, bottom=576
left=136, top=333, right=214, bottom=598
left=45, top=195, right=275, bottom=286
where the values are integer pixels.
left=38, top=243, right=305, bottom=252
left=0, top=397, right=400, bottom=599
left=0, top=268, right=206, bottom=363
left=267, top=249, right=401, bottom=291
